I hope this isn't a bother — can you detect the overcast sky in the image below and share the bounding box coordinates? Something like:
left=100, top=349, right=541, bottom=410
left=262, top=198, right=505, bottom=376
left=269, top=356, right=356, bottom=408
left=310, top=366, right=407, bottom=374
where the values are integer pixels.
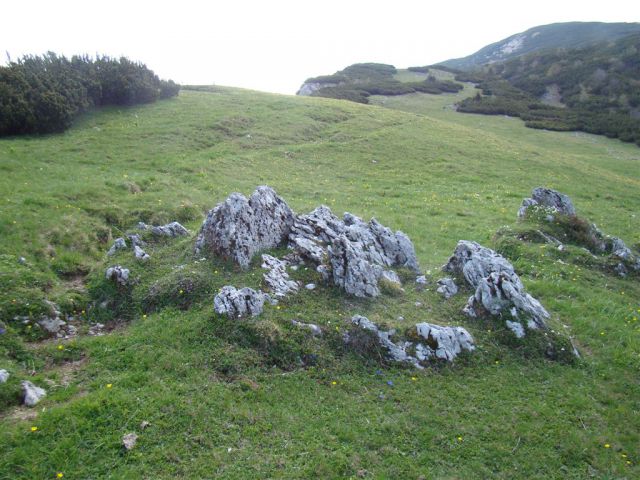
left=2, top=0, right=639, bottom=94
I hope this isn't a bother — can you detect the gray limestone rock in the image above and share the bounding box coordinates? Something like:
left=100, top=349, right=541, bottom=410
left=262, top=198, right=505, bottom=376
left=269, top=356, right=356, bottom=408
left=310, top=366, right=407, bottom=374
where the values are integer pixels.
left=107, top=237, right=127, bottom=256
left=415, top=275, right=428, bottom=291
left=37, top=301, right=66, bottom=334
left=436, top=277, right=458, bottom=299
left=611, top=237, right=633, bottom=261
left=261, top=254, right=299, bottom=298
left=196, top=186, right=295, bottom=269
left=518, top=187, right=576, bottom=218
left=127, top=234, right=145, bottom=248
left=506, top=320, right=526, bottom=338
left=380, top=270, right=402, bottom=288
left=349, top=315, right=422, bottom=368
left=106, top=265, right=130, bottom=286
left=329, top=235, right=383, bottom=297
left=291, top=320, right=322, bottom=336
left=22, top=381, right=46, bottom=407
left=152, top=221, right=189, bottom=237
left=290, top=237, right=326, bottom=264
left=122, top=433, right=138, bottom=451
left=214, top=286, right=266, bottom=318
left=0, top=369, right=9, bottom=383
left=134, top=245, right=150, bottom=262
left=414, top=322, right=475, bottom=362
left=305, top=283, right=316, bottom=290
left=289, top=205, right=345, bottom=245
left=444, top=240, right=549, bottom=329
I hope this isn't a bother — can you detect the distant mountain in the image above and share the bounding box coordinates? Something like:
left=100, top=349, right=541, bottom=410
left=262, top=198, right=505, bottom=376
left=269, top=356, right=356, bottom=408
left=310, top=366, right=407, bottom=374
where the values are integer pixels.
left=440, top=22, right=640, bottom=70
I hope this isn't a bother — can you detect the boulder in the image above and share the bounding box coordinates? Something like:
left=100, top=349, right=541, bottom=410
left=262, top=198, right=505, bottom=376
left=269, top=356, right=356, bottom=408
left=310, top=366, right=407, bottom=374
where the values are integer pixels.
left=518, top=187, right=576, bottom=218
left=214, top=286, right=266, bottom=318
left=0, top=369, right=9, bottom=383
left=261, top=254, right=299, bottom=298
left=106, top=265, right=130, bottom=286
left=436, top=277, right=458, bottom=299
left=414, top=322, right=475, bottom=362
left=380, top=270, right=402, bottom=288
left=22, top=381, right=46, bottom=407
left=289, top=205, right=345, bottom=245
left=151, top=221, right=189, bottom=237
left=107, top=237, right=127, bottom=256
left=122, top=433, right=138, bottom=451
left=195, top=186, right=295, bottom=269
left=444, top=240, right=549, bottom=329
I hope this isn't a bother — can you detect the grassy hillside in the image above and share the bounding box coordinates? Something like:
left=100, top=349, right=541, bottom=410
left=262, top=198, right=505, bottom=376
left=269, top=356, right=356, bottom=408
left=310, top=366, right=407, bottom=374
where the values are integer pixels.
left=1, top=87, right=639, bottom=478
left=440, top=21, right=640, bottom=70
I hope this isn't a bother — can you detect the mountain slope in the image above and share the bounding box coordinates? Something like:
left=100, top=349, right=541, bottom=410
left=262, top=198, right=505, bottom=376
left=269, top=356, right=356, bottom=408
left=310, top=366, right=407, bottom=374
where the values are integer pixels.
left=440, top=22, right=640, bottom=70
left=0, top=88, right=639, bottom=478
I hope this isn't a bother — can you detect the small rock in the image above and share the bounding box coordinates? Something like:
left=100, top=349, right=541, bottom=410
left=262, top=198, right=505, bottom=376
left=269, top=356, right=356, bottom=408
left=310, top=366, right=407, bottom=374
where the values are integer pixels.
left=137, top=222, right=149, bottom=230
left=436, top=277, right=458, bottom=299
left=506, top=320, right=526, bottom=338
left=127, top=234, right=145, bottom=248
left=140, top=421, right=150, bottom=429
left=107, top=237, right=127, bottom=256
left=122, top=433, right=138, bottom=451
left=0, top=369, right=9, bottom=383
left=106, top=265, right=130, bottom=286
left=18, top=256, right=27, bottom=265
left=152, top=221, right=189, bottom=237
left=88, top=323, right=105, bottom=336
left=134, top=245, right=150, bottom=262
left=22, top=381, right=46, bottom=407
left=415, top=275, right=427, bottom=291
left=415, top=323, right=475, bottom=362
left=305, top=283, right=316, bottom=290
left=291, top=320, right=322, bottom=336
left=415, top=302, right=422, bottom=307
left=261, top=255, right=299, bottom=298
left=214, top=286, right=266, bottom=318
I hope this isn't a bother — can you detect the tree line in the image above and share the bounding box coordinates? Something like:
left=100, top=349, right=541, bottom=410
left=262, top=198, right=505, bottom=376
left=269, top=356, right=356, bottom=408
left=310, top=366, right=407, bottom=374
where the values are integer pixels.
left=0, top=52, right=180, bottom=136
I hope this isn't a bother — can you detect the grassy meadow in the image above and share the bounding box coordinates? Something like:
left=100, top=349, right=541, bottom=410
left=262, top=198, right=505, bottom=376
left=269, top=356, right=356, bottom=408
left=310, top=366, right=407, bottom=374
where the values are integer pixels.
left=0, top=84, right=639, bottom=478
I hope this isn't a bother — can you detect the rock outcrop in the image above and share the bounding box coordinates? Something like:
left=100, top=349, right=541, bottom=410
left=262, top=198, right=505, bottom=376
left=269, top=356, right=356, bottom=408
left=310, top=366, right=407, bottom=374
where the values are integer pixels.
left=22, top=381, right=46, bottom=407
left=214, top=286, right=266, bottom=318
left=195, top=186, right=295, bottom=269
left=347, top=315, right=475, bottom=367
left=134, top=246, right=150, bottom=262
left=518, top=187, right=576, bottom=218
left=106, top=266, right=130, bottom=286
left=329, top=235, right=384, bottom=297
left=444, top=240, right=549, bottom=330
left=261, top=255, right=299, bottom=298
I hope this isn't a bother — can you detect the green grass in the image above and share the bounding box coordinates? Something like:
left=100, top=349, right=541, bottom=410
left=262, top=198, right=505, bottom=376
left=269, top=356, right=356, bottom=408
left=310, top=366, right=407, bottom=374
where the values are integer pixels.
left=0, top=85, right=639, bottom=478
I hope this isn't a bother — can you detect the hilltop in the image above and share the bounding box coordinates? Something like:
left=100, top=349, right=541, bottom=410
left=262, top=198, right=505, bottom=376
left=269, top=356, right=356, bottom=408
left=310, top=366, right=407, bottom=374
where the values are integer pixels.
left=439, top=21, right=640, bottom=70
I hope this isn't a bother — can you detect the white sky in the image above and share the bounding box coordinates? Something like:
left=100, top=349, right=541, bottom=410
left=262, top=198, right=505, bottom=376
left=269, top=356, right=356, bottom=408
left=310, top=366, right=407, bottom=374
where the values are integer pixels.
left=2, top=0, right=639, bottom=95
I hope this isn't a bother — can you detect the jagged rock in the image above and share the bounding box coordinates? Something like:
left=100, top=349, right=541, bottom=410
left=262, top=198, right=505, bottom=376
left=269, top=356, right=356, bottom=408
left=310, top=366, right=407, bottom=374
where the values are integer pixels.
left=134, top=245, right=150, bottom=262
left=22, top=381, right=46, bottom=407
left=261, top=255, right=299, bottom=298
left=128, top=234, right=145, bottom=248
left=106, top=266, right=130, bottom=286
left=414, top=322, right=475, bottom=362
left=329, top=235, right=383, bottom=297
left=289, top=205, right=345, bottom=245
left=518, top=187, right=576, bottom=218
left=506, top=320, right=526, bottom=338
left=0, top=369, right=9, bottom=383
left=289, top=237, right=327, bottom=264
left=107, top=237, right=127, bottom=256
left=214, top=286, right=266, bottom=318
left=196, top=186, right=295, bottom=269
left=122, top=433, right=138, bottom=451
left=444, top=240, right=549, bottom=329
left=415, top=275, right=427, bottom=292
left=152, top=221, right=189, bottom=237
left=436, top=277, right=458, bottom=299
left=349, top=315, right=422, bottom=368
left=611, top=237, right=633, bottom=261
left=291, top=320, right=322, bottom=336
